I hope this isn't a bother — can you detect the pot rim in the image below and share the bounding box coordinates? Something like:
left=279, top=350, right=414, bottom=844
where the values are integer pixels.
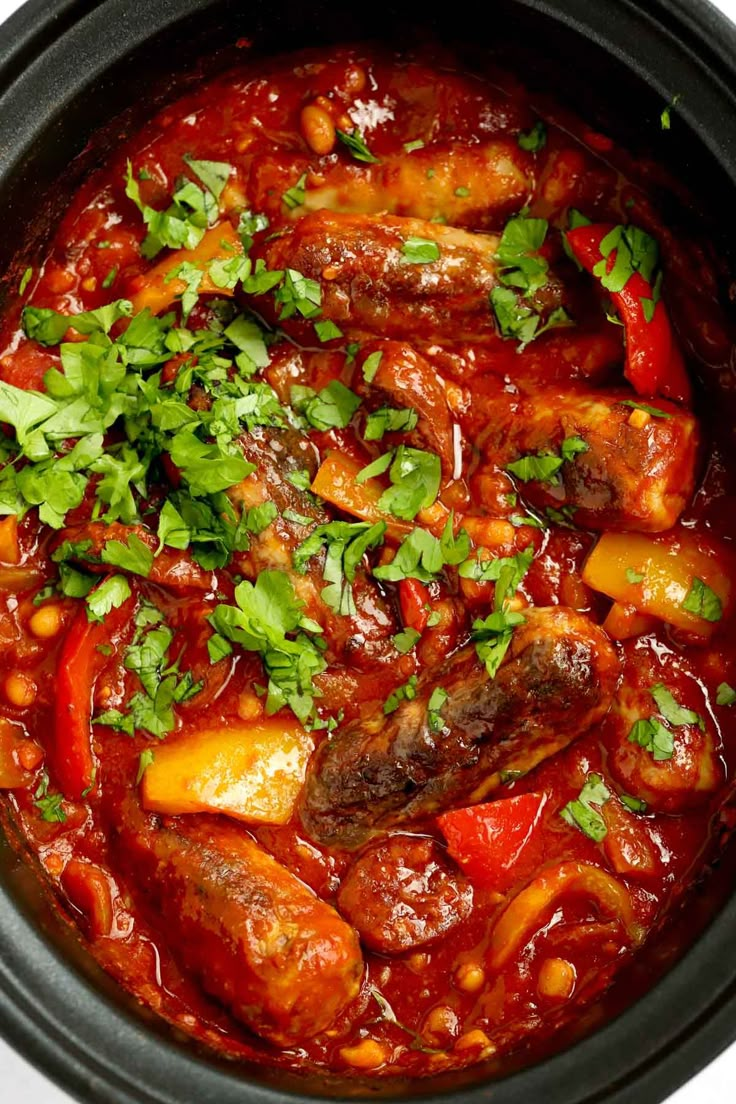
left=1, top=1, right=736, bottom=1102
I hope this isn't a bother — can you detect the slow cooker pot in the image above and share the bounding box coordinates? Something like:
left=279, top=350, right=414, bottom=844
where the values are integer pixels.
left=0, top=1, right=736, bottom=1101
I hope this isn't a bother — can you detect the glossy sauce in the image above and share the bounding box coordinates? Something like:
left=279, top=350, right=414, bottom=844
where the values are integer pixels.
left=0, top=43, right=734, bottom=1079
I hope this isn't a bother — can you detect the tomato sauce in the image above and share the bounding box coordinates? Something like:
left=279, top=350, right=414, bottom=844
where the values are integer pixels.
left=0, top=42, right=734, bottom=1079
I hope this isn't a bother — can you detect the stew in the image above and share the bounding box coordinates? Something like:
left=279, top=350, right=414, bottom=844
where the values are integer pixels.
left=0, top=41, right=734, bottom=1078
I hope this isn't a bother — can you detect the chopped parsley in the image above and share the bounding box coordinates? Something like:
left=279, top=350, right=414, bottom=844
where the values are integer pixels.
left=85, top=575, right=131, bottom=621
left=560, top=435, right=588, bottom=462
left=294, top=520, right=386, bottom=616
left=282, top=172, right=308, bottom=210
left=619, top=399, right=671, bottom=419
left=336, top=128, right=380, bottom=164
left=209, top=570, right=327, bottom=726
left=660, top=94, right=681, bottom=131
left=357, top=445, right=441, bottom=521
left=374, top=514, right=470, bottom=583
left=362, top=350, right=383, bottom=383
left=401, top=237, right=441, bottom=265
left=560, top=773, right=611, bottom=841
left=517, top=120, right=547, bottom=152
left=364, top=405, right=418, bottom=441
left=681, top=577, right=722, bottom=622
left=628, top=716, right=673, bottom=761
left=626, top=567, right=645, bottom=584
left=19, top=267, right=33, bottom=295
left=591, top=224, right=659, bottom=295
left=384, top=675, right=418, bottom=715
left=471, top=608, right=526, bottom=679
left=427, top=686, right=448, bottom=732
left=136, top=748, right=155, bottom=783
left=313, top=319, right=343, bottom=342
left=458, top=546, right=534, bottom=607
left=34, top=773, right=67, bottom=823
left=716, top=682, right=736, bottom=706
left=403, top=139, right=425, bottom=153
left=292, top=380, right=361, bottom=431
left=507, top=452, right=563, bottom=484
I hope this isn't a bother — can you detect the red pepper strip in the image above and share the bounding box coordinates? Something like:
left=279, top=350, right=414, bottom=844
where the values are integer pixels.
left=53, top=590, right=136, bottom=801
left=398, top=578, right=430, bottom=634
left=438, top=792, right=547, bottom=893
left=566, top=223, right=691, bottom=404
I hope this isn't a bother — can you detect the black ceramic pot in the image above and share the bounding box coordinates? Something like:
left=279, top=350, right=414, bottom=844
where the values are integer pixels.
left=0, top=1, right=736, bottom=1101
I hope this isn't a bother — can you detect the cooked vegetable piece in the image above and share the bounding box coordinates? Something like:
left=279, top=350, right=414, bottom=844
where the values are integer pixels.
left=53, top=589, right=136, bottom=799
left=583, top=530, right=732, bottom=637
left=438, top=793, right=547, bottom=892
left=128, top=222, right=244, bottom=315
left=61, top=858, right=115, bottom=938
left=489, top=861, right=643, bottom=969
left=141, top=720, right=314, bottom=824
left=565, top=222, right=691, bottom=403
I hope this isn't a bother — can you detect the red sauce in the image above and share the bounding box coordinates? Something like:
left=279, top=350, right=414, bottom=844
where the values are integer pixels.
left=0, top=43, right=734, bottom=1079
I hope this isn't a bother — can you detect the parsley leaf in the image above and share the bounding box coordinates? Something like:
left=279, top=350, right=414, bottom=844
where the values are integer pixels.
left=295, top=380, right=361, bottom=431
left=282, top=172, right=308, bottom=210
left=619, top=399, right=671, bottom=419
left=560, top=436, right=588, bottom=462
left=518, top=120, right=547, bottom=152
left=384, top=675, right=418, bottom=715
left=471, top=608, right=526, bottom=679
left=294, top=520, right=386, bottom=616
left=716, top=682, right=736, bottom=706
left=393, top=627, right=421, bottom=654
left=100, top=534, right=154, bottom=578
left=373, top=445, right=441, bottom=521
left=86, top=575, right=131, bottom=621
left=681, top=577, right=722, bottom=622
left=650, top=683, right=704, bottom=730
left=374, top=514, right=470, bottom=583
left=336, top=128, right=380, bottom=164
left=507, top=452, right=563, bottom=483
left=628, top=716, right=674, bottom=761
left=364, top=405, right=418, bottom=442
left=592, top=224, right=659, bottom=294
left=182, top=154, right=233, bottom=201
left=427, top=686, right=448, bottom=732
left=209, top=570, right=326, bottom=725
left=34, top=772, right=66, bottom=823
left=401, top=237, right=440, bottom=265
left=362, top=351, right=383, bottom=383
left=560, top=773, right=611, bottom=841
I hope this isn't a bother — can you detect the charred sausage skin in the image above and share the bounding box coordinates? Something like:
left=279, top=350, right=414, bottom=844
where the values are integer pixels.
left=301, top=607, right=621, bottom=847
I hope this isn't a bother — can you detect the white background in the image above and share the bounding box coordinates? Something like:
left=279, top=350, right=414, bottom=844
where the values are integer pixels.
left=0, top=0, right=734, bottom=1098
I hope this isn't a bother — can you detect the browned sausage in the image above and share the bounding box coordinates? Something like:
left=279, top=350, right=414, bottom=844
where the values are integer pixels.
left=111, top=799, right=363, bottom=1044
left=474, top=385, right=699, bottom=531
left=337, top=836, right=473, bottom=954
left=301, top=606, right=621, bottom=847
left=256, top=211, right=565, bottom=345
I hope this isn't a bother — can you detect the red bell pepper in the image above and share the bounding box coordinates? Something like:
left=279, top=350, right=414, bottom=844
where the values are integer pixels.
left=438, top=792, right=548, bottom=893
left=398, top=578, right=430, bottom=634
left=565, top=222, right=691, bottom=404
left=53, top=588, right=136, bottom=801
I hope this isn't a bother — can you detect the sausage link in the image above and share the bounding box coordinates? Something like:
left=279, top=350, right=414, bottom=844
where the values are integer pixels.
left=337, top=836, right=472, bottom=954
left=111, top=799, right=363, bottom=1044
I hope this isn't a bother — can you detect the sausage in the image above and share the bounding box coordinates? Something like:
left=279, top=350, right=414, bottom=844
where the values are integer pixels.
left=337, top=836, right=473, bottom=955
left=603, top=644, right=724, bottom=813
left=474, top=385, right=699, bottom=531
left=298, top=140, right=533, bottom=228
left=49, top=521, right=212, bottom=592
left=300, top=606, right=621, bottom=847
left=111, top=798, right=363, bottom=1044
left=256, top=211, right=566, bottom=345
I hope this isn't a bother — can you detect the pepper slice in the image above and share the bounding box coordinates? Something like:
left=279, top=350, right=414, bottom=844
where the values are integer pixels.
left=53, top=587, right=136, bottom=800
left=566, top=222, right=691, bottom=404
left=438, top=792, right=547, bottom=892
left=398, top=578, right=430, bottom=634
